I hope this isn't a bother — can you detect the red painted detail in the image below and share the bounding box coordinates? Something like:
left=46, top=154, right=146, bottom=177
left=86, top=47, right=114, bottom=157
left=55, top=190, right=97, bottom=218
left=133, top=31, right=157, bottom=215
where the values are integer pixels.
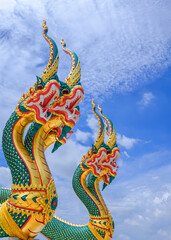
left=49, top=109, right=75, bottom=125
left=91, top=217, right=109, bottom=220
left=27, top=160, right=34, bottom=163
left=27, top=81, right=60, bottom=104
left=44, top=169, right=51, bottom=174
left=38, top=148, right=44, bottom=153
left=41, top=157, right=47, bottom=162
left=28, top=229, right=41, bottom=234
left=37, top=85, right=43, bottom=90
left=21, top=215, right=32, bottom=229
left=16, top=131, right=22, bottom=135
left=19, top=122, right=25, bottom=127
left=91, top=223, right=109, bottom=231
left=12, top=189, right=46, bottom=193
left=43, top=129, right=48, bottom=134
left=17, top=106, right=32, bottom=115
left=40, top=136, right=44, bottom=140
left=32, top=134, right=43, bottom=186
left=46, top=175, right=52, bottom=188
left=39, top=142, right=44, bottom=147
left=27, top=105, right=46, bottom=124
left=31, top=167, right=36, bottom=170
left=35, top=218, right=44, bottom=224
left=57, top=128, right=62, bottom=139
left=68, top=131, right=74, bottom=134
left=22, top=152, right=30, bottom=156
left=61, top=138, right=66, bottom=144
left=53, top=87, right=84, bottom=108
left=7, top=201, right=43, bottom=213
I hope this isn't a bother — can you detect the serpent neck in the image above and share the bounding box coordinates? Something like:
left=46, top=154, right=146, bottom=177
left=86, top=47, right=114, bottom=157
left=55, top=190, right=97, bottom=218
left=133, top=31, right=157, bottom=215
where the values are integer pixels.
left=2, top=112, right=40, bottom=186
left=73, top=165, right=114, bottom=239
left=72, top=165, right=101, bottom=216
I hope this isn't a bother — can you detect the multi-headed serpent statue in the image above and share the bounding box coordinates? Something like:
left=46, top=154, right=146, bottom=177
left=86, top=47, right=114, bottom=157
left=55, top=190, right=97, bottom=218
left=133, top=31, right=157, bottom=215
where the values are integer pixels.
left=0, top=21, right=120, bottom=240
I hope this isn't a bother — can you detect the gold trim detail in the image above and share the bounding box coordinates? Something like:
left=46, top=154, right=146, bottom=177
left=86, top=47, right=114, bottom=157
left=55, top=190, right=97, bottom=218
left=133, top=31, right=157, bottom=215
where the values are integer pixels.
left=0, top=202, right=27, bottom=239
left=88, top=222, right=104, bottom=240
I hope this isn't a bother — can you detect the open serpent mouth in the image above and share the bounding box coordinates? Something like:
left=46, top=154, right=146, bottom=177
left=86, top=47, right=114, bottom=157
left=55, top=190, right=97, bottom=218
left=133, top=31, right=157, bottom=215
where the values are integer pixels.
left=49, top=124, right=74, bottom=145
left=101, top=150, right=120, bottom=178
left=50, top=88, right=84, bottom=124
left=26, top=82, right=60, bottom=122
left=86, top=151, right=107, bottom=176
left=86, top=149, right=120, bottom=181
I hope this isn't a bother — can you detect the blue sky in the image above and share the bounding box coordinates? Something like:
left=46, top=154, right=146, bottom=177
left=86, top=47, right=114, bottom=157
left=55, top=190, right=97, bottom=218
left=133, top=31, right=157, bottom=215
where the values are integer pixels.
left=0, top=0, right=171, bottom=239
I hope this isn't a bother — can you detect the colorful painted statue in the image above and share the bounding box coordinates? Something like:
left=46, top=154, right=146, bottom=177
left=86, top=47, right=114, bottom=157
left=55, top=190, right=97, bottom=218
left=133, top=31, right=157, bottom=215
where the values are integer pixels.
left=0, top=21, right=84, bottom=239
left=0, top=22, right=120, bottom=240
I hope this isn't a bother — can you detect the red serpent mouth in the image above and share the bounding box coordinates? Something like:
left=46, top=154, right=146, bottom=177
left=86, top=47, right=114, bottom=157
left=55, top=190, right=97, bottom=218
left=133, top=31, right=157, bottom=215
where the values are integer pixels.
left=25, top=81, right=60, bottom=123
left=50, top=87, right=84, bottom=124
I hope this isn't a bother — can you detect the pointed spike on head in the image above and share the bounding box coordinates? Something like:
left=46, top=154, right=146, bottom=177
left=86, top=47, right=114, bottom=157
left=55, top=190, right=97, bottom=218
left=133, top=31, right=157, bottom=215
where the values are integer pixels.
left=92, top=100, right=105, bottom=149
left=61, top=38, right=81, bottom=87
left=60, top=38, right=66, bottom=47
left=102, top=182, right=108, bottom=191
left=42, top=20, right=48, bottom=31
left=98, top=104, right=117, bottom=148
left=41, top=20, right=59, bottom=83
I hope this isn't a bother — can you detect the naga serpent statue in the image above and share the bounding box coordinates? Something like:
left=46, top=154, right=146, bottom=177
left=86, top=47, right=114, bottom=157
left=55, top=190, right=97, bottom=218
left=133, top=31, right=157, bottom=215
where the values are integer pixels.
left=0, top=21, right=120, bottom=240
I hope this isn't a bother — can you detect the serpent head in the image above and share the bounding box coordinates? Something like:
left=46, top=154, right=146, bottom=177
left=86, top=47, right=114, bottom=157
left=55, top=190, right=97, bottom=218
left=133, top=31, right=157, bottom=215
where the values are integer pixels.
left=81, top=100, right=120, bottom=187
left=16, top=21, right=84, bottom=149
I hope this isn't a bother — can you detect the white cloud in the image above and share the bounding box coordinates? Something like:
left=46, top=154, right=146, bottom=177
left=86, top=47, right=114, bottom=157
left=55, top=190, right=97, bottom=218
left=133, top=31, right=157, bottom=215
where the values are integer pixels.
left=0, top=0, right=170, bottom=106
left=117, top=133, right=139, bottom=149
left=0, top=167, right=12, bottom=188
left=103, top=163, right=171, bottom=240
left=138, top=92, right=155, bottom=106
left=158, top=229, right=170, bottom=238
left=0, top=0, right=16, bottom=11
left=153, top=192, right=170, bottom=205
left=75, top=129, right=91, bottom=144
left=118, top=234, right=131, bottom=240
left=86, top=114, right=99, bottom=141
left=45, top=139, right=90, bottom=179
left=123, top=151, right=130, bottom=158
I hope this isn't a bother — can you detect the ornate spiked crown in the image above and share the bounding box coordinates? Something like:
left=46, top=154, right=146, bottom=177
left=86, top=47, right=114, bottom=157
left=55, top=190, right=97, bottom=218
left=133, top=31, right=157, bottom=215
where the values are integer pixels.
left=40, top=20, right=81, bottom=87
left=92, top=99, right=117, bottom=149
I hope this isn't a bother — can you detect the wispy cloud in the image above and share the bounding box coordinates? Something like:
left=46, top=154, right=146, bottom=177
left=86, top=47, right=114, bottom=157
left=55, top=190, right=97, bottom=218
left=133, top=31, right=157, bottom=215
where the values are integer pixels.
left=86, top=114, right=99, bottom=141
left=138, top=92, right=155, bottom=106
left=0, top=167, right=12, bottom=187
left=75, top=129, right=91, bottom=144
left=103, top=159, right=171, bottom=240
left=0, top=0, right=170, bottom=101
left=123, top=151, right=130, bottom=158
left=117, top=133, right=139, bottom=149
left=45, top=139, right=90, bottom=180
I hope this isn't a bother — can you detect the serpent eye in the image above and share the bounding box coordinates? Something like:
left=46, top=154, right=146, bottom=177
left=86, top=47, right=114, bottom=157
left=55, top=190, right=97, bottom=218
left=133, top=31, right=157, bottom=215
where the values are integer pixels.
left=62, top=89, right=70, bottom=95
left=93, top=151, right=97, bottom=154
left=37, top=85, right=43, bottom=90
left=107, top=150, right=111, bottom=154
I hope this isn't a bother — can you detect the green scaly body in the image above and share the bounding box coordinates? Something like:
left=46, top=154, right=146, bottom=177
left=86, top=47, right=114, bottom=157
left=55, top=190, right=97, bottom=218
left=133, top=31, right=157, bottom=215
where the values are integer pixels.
left=0, top=112, right=33, bottom=237
left=2, top=112, right=30, bottom=186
